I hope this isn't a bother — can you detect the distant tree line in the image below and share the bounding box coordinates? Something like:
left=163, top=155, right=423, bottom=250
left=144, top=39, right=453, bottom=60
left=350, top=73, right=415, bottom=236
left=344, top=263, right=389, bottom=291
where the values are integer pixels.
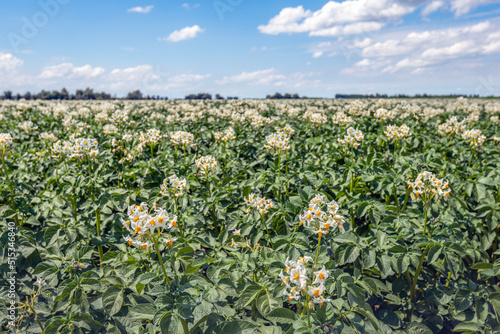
left=0, top=88, right=169, bottom=100
left=185, top=93, right=212, bottom=100
left=266, top=93, right=307, bottom=99
left=335, top=93, right=482, bottom=99
left=214, top=94, right=239, bottom=100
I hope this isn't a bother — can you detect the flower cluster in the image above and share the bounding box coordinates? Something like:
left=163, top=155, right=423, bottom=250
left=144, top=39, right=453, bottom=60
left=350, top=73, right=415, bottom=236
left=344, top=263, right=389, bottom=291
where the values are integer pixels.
left=345, top=100, right=365, bottom=116
left=298, top=194, right=345, bottom=237
left=338, top=127, right=363, bottom=151
left=111, top=109, right=128, bottom=124
left=408, top=171, right=450, bottom=202
left=384, top=124, right=411, bottom=142
left=280, top=256, right=331, bottom=305
left=244, top=193, right=274, bottom=215
left=160, top=174, right=187, bottom=198
left=51, top=140, right=73, bottom=159
left=437, top=117, right=466, bottom=136
left=138, top=129, right=162, bottom=146
left=462, top=129, right=486, bottom=147
left=170, top=131, right=196, bottom=147
left=19, top=121, right=38, bottom=133
left=374, top=108, right=396, bottom=122
left=103, top=124, right=118, bottom=135
left=121, top=203, right=177, bottom=249
left=38, top=132, right=57, bottom=141
left=275, top=124, right=295, bottom=136
left=71, top=138, right=99, bottom=159
left=264, top=130, right=290, bottom=153
left=331, top=111, right=353, bottom=126
left=0, top=133, right=13, bottom=149
left=303, top=111, right=327, bottom=125
left=214, top=127, right=236, bottom=143
left=195, top=156, right=218, bottom=175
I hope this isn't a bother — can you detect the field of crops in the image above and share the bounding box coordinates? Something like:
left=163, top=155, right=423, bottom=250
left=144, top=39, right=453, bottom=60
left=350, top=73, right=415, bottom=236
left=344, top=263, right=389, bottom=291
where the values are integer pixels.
left=1, top=97, right=500, bottom=333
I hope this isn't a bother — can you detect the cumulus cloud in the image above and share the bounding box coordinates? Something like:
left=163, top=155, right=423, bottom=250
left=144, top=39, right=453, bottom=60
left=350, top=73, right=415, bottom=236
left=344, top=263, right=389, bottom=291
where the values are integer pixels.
left=0, top=53, right=24, bottom=73
left=336, top=20, right=500, bottom=75
left=258, top=1, right=421, bottom=37
left=159, top=25, right=205, bottom=42
left=145, top=73, right=211, bottom=92
left=127, top=5, right=154, bottom=13
left=39, top=63, right=105, bottom=79
left=421, top=1, right=445, bottom=16
left=107, top=64, right=156, bottom=87
left=216, top=68, right=286, bottom=85
left=259, top=1, right=500, bottom=37
left=215, top=68, right=321, bottom=89
left=0, top=53, right=34, bottom=88
left=450, top=0, right=500, bottom=17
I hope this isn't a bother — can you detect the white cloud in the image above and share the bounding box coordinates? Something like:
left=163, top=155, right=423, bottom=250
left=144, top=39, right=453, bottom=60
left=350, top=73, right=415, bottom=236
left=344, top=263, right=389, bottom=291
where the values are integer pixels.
left=0, top=53, right=24, bottom=73
left=336, top=20, right=500, bottom=75
left=108, top=64, right=155, bottom=82
left=216, top=69, right=321, bottom=89
left=182, top=3, right=200, bottom=10
left=258, top=1, right=421, bottom=37
left=309, top=21, right=385, bottom=37
left=341, top=58, right=392, bottom=74
left=250, top=46, right=269, bottom=52
left=450, top=0, right=500, bottom=17
left=258, top=6, right=312, bottom=35
left=216, top=68, right=286, bottom=85
left=0, top=53, right=33, bottom=88
left=146, top=73, right=211, bottom=91
left=360, top=21, right=492, bottom=58
left=127, top=5, right=154, bottom=13
left=39, top=63, right=105, bottom=79
left=259, top=1, right=500, bottom=37
left=421, top=1, right=445, bottom=16
left=312, top=51, right=324, bottom=58
left=159, top=25, right=205, bottom=42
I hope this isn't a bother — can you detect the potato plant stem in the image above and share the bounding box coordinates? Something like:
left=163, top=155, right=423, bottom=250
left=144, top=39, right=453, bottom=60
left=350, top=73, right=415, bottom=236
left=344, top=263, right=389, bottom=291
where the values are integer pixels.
left=423, top=199, right=428, bottom=236
left=393, top=185, right=400, bottom=212
left=402, top=188, right=411, bottom=213
left=174, top=197, right=184, bottom=238
left=307, top=296, right=311, bottom=328
left=88, top=157, right=103, bottom=265
left=408, top=247, right=429, bottom=322
left=314, top=234, right=321, bottom=270
left=153, top=234, right=172, bottom=287
left=260, top=214, right=274, bottom=248
left=27, top=304, right=44, bottom=332
left=468, top=147, right=475, bottom=168
left=180, top=317, right=189, bottom=334
left=277, top=152, right=282, bottom=201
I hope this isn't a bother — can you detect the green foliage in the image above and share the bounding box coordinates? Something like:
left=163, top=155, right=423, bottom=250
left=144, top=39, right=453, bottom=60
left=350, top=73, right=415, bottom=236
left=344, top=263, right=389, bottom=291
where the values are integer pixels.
left=1, top=98, right=500, bottom=333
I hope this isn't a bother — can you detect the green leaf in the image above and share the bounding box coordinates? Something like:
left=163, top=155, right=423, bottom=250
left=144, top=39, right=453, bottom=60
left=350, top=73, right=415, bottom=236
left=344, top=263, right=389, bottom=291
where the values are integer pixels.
left=102, top=286, right=124, bottom=316
left=288, top=196, right=303, bottom=208
left=235, top=283, right=262, bottom=309
left=130, top=304, right=157, bottom=320
left=352, top=307, right=380, bottom=331
left=470, top=262, right=493, bottom=270
left=159, top=312, right=181, bottom=334
left=452, top=321, right=483, bottom=332
left=427, top=245, right=442, bottom=263
left=266, top=308, right=298, bottom=324
left=256, top=290, right=281, bottom=316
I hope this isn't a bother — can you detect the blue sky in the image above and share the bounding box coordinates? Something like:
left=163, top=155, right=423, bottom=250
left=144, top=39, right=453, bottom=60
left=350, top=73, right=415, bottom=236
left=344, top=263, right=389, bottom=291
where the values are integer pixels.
left=1, top=0, right=500, bottom=98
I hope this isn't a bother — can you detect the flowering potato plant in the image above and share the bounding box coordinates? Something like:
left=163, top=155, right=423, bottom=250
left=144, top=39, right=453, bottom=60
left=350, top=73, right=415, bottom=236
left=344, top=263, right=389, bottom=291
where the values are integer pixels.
left=1, top=97, right=500, bottom=334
